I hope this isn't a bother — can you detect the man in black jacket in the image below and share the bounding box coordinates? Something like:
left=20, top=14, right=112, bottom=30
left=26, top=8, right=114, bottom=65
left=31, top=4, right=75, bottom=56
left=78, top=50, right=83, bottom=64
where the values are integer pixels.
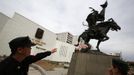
left=0, top=36, right=57, bottom=75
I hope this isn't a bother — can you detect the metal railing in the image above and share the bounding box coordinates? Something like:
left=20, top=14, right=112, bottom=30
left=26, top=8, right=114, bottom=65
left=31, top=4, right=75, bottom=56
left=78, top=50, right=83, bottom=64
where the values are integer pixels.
left=29, top=63, right=46, bottom=75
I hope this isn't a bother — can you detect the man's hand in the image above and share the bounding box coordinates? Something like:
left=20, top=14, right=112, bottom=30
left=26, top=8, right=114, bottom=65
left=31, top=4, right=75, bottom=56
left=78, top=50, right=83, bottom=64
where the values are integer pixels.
left=51, top=48, right=57, bottom=53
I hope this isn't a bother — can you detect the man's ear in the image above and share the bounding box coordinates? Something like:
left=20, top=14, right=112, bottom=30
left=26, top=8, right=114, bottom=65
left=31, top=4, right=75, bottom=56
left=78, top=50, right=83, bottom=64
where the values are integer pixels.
left=114, top=67, right=120, bottom=73
left=16, top=47, right=23, bottom=54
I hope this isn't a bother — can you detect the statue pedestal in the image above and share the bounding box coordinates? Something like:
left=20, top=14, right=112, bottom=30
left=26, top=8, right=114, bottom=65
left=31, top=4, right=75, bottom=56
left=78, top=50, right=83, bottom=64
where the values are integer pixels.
left=67, top=51, right=113, bottom=75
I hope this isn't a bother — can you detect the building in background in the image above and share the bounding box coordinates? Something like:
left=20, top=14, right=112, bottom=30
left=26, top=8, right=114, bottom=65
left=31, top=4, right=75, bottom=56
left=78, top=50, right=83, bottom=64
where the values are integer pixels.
left=56, top=32, right=78, bottom=45
left=72, top=36, right=79, bottom=45
left=56, top=32, right=73, bottom=44
left=0, top=13, right=10, bottom=32
left=109, top=52, right=122, bottom=57
left=0, top=12, right=76, bottom=62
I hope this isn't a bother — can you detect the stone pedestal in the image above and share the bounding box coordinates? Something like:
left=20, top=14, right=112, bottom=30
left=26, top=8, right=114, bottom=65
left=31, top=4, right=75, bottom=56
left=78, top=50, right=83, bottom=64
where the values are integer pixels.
left=67, top=52, right=113, bottom=75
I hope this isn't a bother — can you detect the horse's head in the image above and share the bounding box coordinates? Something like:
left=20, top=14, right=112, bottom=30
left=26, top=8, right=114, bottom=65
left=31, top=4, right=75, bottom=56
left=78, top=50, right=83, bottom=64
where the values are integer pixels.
left=108, top=18, right=121, bottom=31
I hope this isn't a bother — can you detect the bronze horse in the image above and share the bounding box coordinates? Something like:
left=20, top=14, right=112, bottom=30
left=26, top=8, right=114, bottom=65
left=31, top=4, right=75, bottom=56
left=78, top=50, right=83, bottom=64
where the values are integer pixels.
left=77, top=18, right=121, bottom=51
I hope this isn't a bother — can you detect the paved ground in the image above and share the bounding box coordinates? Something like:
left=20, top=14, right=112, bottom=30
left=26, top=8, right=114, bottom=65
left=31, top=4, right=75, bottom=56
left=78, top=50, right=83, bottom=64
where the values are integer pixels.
left=29, top=67, right=68, bottom=75
left=29, top=67, right=42, bottom=75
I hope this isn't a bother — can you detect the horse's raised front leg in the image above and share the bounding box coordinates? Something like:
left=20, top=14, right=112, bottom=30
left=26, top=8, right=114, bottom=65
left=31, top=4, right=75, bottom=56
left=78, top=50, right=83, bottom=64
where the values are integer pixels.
left=75, top=35, right=81, bottom=46
left=96, top=40, right=101, bottom=51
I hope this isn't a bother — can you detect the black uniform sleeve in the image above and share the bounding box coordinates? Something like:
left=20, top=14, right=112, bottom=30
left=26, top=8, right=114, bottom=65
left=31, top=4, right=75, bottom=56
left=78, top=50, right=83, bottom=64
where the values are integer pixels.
left=0, top=58, right=10, bottom=75
left=0, top=62, right=5, bottom=75
left=22, top=51, right=51, bottom=64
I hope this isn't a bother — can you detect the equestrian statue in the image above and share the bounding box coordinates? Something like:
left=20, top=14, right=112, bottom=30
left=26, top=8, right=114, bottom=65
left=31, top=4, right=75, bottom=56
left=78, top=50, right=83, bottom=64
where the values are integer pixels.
left=76, top=1, right=121, bottom=52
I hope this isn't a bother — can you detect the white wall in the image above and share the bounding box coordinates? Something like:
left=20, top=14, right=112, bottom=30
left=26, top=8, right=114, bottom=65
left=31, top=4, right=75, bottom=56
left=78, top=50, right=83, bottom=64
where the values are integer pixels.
left=50, top=41, right=75, bottom=62
left=0, top=13, right=10, bottom=32
left=12, top=13, right=57, bottom=49
left=72, top=36, right=79, bottom=45
left=56, top=32, right=67, bottom=43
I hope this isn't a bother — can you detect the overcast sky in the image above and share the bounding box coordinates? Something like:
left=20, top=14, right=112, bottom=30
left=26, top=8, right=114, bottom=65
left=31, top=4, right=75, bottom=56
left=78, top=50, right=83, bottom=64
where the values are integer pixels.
left=0, top=0, right=134, bottom=61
